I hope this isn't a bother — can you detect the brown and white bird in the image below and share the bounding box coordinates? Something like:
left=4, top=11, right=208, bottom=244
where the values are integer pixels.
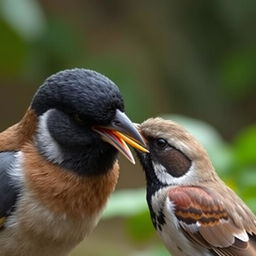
left=0, top=68, right=147, bottom=256
left=136, top=117, right=256, bottom=256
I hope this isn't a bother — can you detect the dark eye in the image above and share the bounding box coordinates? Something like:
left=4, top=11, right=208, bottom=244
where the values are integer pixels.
left=74, top=114, right=85, bottom=125
left=155, top=138, right=168, bottom=149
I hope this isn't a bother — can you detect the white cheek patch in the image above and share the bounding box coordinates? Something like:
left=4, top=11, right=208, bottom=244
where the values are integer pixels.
left=152, top=161, right=198, bottom=186
left=153, top=162, right=173, bottom=184
left=35, top=110, right=64, bottom=164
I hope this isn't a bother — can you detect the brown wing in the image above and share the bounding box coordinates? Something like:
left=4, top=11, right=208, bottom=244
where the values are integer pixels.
left=168, top=186, right=256, bottom=256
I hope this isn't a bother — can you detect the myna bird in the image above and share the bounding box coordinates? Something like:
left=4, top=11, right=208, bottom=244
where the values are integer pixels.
left=136, top=118, right=256, bottom=256
left=0, top=68, right=147, bottom=256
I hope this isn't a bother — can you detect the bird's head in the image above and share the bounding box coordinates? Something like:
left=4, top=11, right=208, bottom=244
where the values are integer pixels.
left=136, top=118, right=215, bottom=187
left=31, top=68, right=147, bottom=175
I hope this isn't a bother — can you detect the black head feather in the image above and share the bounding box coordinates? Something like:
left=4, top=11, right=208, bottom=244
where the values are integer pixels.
left=31, top=68, right=125, bottom=175
left=31, top=68, right=124, bottom=125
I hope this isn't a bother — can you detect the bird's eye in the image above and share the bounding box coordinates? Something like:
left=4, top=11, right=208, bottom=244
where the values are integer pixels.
left=74, top=114, right=85, bottom=125
left=155, top=138, right=168, bottom=149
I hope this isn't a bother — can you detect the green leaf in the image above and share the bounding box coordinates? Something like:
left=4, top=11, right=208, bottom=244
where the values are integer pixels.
left=221, top=49, right=256, bottom=98
left=245, top=198, right=256, bottom=213
left=126, top=210, right=155, bottom=242
left=134, top=246, right=170, bottom=256
left=35, top=18, right=86, bottom=72
left=103, top=189, right=147, bottom=218
left=0, top=0, right=46, bottom=40
left=233, top=125, right=256, bottom=166
left=0, top=19, right=27, bottom=76
left=237, top=167, right=256, bottom=188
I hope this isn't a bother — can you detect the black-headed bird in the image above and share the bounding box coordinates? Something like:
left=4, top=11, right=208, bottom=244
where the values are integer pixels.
left=136, top=117, right=256, bottom=256
left=0, top=68, right=147, bottom=256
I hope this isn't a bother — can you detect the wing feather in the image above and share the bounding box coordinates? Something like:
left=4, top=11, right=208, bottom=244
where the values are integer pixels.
left=0, top=151, right=19, bottom=229
left=168, top=186, right=256, bottom=256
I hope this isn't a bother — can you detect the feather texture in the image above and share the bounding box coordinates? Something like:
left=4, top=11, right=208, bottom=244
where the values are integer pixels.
left=168, top=186, right=256, bottom=255
left=137, top=117, right=256, bottom=256
left=0, top=152, right=19, bottom=229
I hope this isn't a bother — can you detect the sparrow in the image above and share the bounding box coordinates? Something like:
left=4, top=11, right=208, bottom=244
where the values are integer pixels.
left=0, top=68, right=147, bottom=256
left=136, top=117, right=256, bottom=256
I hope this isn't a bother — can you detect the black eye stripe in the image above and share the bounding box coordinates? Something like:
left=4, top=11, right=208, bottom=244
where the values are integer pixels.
left=74, top=113, right=86, bottom=125
left=162, top=148, right=191, bottom=177
left=148, top=137, right=192, bottom=178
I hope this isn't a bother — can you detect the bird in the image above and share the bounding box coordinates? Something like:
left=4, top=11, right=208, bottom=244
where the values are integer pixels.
left=0, top=68, right=148, bottom=256
left=136, top=117, right=256, bottom=256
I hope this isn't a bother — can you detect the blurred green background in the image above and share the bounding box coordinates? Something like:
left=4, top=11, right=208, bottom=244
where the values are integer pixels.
left=0, top=1, right=255, bottom=255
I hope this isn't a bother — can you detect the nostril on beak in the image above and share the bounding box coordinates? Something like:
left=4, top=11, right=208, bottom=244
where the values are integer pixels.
left=113, top=120, right=121, bottom=127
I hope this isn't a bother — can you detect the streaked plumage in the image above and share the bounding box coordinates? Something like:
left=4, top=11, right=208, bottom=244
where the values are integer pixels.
left=136, top=117, right=256, bottom=256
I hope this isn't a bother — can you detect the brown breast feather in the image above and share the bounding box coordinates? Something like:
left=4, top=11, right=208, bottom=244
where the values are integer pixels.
left=0, top=109, right=120, bottom=219
left=22, top=143, right=119, bottom=219
left=168, top=186, right=256, bottom=256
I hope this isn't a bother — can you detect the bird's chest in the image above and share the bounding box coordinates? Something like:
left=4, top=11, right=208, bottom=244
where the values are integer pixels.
left=22, top=144, right=119, bottom=219
left=150, top=190, right=211, bottom=256
left=1, top=148, right=119, bottom=256
left=151, top=203, right=196, bottom=256
left=157, top=220, right=211, bottom=256
left=0, top=191, right=100, bottom=256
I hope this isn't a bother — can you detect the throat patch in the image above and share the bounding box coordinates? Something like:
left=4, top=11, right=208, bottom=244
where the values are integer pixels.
left=152, top=210, right=166, bottom=232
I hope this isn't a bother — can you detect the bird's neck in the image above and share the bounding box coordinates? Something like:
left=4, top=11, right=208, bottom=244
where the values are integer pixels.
left=34, top=113, right=118, bottom=176
left=22, top=142, right=120, bottom=219
left=56, top=145, right=118, bottom=176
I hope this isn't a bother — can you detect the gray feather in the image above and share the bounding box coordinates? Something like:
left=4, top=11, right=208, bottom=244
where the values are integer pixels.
left=0, top=151, right=19, bottom=218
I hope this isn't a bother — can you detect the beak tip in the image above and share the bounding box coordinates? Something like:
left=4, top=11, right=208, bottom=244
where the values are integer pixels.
left=128, top=155, right=136, bottom=165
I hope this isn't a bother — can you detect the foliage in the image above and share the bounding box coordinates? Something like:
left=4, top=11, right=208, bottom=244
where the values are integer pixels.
left=0, top=1, right=255, bottom=255
left=0, top=0, right=45, bottom=40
